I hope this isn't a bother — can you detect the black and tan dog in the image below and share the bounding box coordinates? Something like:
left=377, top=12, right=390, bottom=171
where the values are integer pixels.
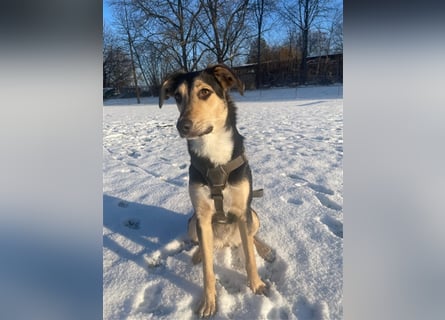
left=159, top=64, right=274, bottom=317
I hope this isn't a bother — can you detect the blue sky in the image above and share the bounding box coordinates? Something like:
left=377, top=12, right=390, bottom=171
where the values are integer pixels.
left=103, top=1, right=113, bottom=26
left=103, top=1, right=342, bottom=44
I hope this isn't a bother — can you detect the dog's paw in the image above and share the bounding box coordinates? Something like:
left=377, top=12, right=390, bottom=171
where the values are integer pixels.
left=257, top=246, right=276, bottom=263
left=250, top=279, right=269, bottom=296
left=196, top=294, right=217, bottom=318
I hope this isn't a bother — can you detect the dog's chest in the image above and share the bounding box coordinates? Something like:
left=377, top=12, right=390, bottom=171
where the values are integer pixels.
left=201, top=178, right=249, bottom=217
left=221, top=186, right=235, bottom=213
left=189, top=130, right=234, bottom=166
left=194, top=183, right=236, bottom=214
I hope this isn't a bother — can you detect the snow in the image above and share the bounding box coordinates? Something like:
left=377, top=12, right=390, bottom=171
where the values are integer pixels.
left=103, top=85, right=343, bottom=319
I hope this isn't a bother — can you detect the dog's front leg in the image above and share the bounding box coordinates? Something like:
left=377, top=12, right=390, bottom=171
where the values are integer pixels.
left=195, top=214, right=217, bottom=317
left=238, top=218, right=267, bottom=294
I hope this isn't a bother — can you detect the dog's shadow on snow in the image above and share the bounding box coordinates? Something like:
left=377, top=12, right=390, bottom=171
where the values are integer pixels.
left=103, top=194, right=191, bottom=270
left=103, top=194, right=205, bottom=311
left=103, top=194, right=286, bottom=317
left=103, top=194, right=188, bottom=249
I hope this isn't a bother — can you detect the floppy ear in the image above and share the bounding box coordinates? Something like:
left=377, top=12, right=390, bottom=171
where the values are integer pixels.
left=211, top=64, right=245, bottom=96
left=159, top=78, right=171, bottom=109
left=158, top=71, right=186, bottom=108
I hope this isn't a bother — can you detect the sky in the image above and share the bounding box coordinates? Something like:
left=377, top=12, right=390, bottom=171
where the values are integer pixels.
left=103, top=1, right=113, bottom=26
left=102, top=0, right=343, bottom=46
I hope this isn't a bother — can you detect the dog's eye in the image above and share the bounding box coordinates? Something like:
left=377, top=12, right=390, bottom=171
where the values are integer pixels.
left=198, top=88, right=211, bottom=99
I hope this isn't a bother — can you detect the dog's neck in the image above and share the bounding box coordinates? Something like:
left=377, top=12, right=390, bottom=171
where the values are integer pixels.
left=188, top=128, right=236, bottom=166
left=187, top=94, right=244, bottom=167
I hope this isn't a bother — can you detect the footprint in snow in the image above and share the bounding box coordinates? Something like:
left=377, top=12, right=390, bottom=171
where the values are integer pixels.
left=144, top=238, right=194, bottom=268
left=320, top=215, right=343, bottom=239
left=287, top=174, right=334, bottom=196
left=287, top=197, right=303, bottom=206
left=315, top=193, right=342, bottom=211
left=136, top=283, right=174, bottom=315
left=307, top=183, right=334, bottom=195
left=267, top=305, right=292, bottom=320
left=294, top=297, right=330, bottom=320
left=128, top=150, right=141, bottom=158
left=164, top=178, right=186, bottom=187
left=280, top=195, right=303, bottom=206
left=118, top=200, right=129, bottom=208
left=123, top=218, right=140, bottom=230
left=261, top=250, right=288, bottom=286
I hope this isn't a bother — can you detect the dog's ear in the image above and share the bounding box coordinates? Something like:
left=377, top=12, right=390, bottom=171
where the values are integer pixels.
left=159, top=71, right=185, bottom=108
left=159, top=78, right=171, bottom=109
left=211, top=64, right=245, bottom=96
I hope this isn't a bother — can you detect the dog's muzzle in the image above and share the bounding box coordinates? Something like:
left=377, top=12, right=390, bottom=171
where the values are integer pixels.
left=176, top=118, right=213, bottom=138
left=176, top=118, right=193, bottom=137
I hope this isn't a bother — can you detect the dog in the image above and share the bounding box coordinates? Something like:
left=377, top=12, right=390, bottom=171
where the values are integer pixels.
left=159, top=64, right=274, bottom=317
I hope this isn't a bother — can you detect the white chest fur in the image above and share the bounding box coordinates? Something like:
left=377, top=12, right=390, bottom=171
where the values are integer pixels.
left=189, top=129, right=234, bottom=166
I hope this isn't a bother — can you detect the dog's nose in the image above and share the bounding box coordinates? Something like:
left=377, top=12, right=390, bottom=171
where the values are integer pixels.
left=177, top=118, right=193, bottom=136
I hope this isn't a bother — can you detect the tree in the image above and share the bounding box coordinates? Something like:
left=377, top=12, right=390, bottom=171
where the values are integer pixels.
left=308, top=29, right=330, bottom=56
left=250, top=0, right=276, bottom=88
left=247, top=37, right=270, bottom=64
left=103, top=44, right=133, bottom=91
left=329, top=6, right=343, bottom=54
left=103, top=0, right=342, bottom=91
left=103, top=22, right=115, bottom=88
left=103, top=20, right=134, bottom=91
left=138, top=43, right=175, bottom=96
left=279, top=0, right=332, bottom=84
left=134, top=0, right=204, bottom=71
left=112, top=0, right=142, bottom=103
left=198, top=0, right=250, bottom=65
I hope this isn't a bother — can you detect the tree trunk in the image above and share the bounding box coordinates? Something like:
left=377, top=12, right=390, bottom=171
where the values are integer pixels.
left=255, top=0, right=264, bottom=89
left=256, top=33, right=261, bottom=89
left=128, top=35, right=140, bottom=104
left=300, top=27, right=308, bottom=84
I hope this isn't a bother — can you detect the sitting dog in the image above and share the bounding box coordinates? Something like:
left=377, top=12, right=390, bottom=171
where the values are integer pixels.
left=159, top=64, right=274, bottom=317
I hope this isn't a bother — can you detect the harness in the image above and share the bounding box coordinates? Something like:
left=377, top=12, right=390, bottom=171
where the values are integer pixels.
left=191, top=154, right=263, bottom=223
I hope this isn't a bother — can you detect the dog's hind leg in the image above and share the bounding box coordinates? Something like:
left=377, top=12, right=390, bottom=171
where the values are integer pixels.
left=254, top=236, right=276, bottom=263
left=187, top=213, right=202, bottom=265
left=192, top=246, right=202, bottom=265
left=187, top=213, right=202, bottom=264
left=249, top=208, right=276, bottom=263
left=187, top=213, right=198, bottom=242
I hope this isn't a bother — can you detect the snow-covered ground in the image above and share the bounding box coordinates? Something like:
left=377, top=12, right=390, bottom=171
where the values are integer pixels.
left=103, top=85, right=343, bottom=320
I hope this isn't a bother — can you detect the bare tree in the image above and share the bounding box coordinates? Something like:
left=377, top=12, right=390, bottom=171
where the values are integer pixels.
left=308, top=29, right=330, bottom=56
left=103, top=45, right=134, bottom=92
left=246, top=37, right=271, bottom=63
left=134, top=0, right=204, bottom=71
left=111, top=0, right=143, bottom=103
left=198, top=0, right=250, bottom=65
left=250, top=0, right=276, bottom=88
left=279, top=0, right=331, bottom=84
left=329, top=5, right=343, bottom=54
left=103, top=22, right=134, bottom=92
left=103, top=0, right=342, bottom=91
left=138, top=43, right=175, bottom=96
left=103, top=22, right=114, bottom=89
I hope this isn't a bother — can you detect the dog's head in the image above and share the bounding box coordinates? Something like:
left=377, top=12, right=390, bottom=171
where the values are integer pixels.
left=159, top=64, right=244, bottom=139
